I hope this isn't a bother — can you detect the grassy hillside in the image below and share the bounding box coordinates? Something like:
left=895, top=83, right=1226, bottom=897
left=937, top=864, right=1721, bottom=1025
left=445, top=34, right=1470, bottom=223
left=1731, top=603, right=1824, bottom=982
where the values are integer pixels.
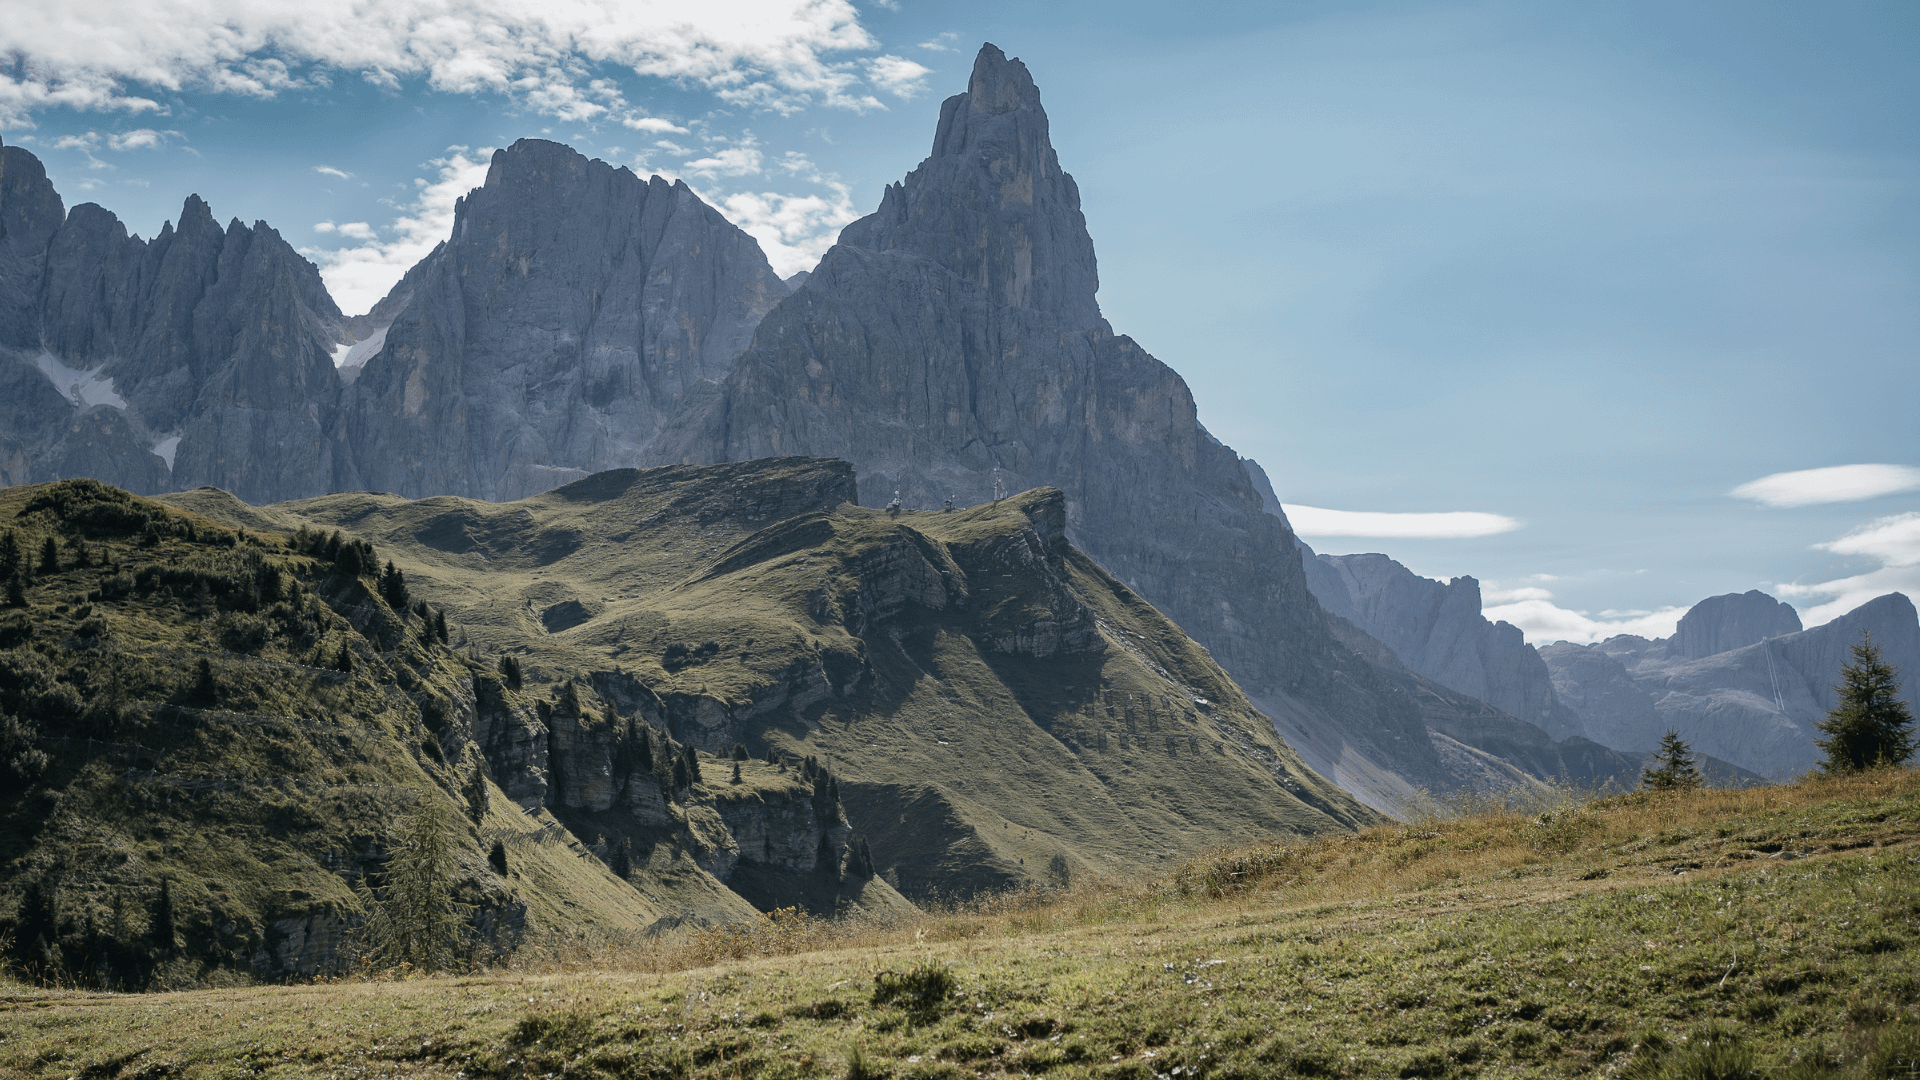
left=0, top=479, right=774, bottom=986
left=4, top=769, right=1914, bottom=1078
left=163, top=460, right=1374, bottom=901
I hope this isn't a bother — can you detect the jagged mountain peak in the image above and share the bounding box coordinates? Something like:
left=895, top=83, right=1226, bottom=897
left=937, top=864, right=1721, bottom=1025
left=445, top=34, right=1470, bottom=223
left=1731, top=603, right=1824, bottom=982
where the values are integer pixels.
left=839, top=41, right=1101, bottom=331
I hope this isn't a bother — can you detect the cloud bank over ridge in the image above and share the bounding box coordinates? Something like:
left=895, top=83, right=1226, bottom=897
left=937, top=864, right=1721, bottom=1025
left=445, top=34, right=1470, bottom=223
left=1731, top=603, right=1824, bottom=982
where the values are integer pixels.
left=0, top=0, right=928, bottom=129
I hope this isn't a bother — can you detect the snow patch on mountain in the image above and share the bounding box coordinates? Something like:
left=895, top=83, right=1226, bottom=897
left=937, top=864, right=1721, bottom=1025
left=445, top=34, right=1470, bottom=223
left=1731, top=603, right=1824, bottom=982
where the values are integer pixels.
left=34, top=351, right=126, bottom=410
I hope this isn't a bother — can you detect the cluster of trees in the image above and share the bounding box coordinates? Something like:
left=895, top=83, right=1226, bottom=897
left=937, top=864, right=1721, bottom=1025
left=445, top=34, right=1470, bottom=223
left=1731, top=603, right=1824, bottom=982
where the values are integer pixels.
left=2, top=876, right=180, bottom=990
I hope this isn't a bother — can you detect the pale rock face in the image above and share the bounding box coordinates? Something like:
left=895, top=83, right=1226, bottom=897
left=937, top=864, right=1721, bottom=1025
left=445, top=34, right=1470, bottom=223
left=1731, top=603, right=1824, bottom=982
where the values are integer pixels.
left=1539, top=592, right=1919, bottom=776
left=336, top=139, right=789, bottom=501
left=1672, top=590, right=1803, bottom=660
left=1299, top=546, right=1584, bottom=738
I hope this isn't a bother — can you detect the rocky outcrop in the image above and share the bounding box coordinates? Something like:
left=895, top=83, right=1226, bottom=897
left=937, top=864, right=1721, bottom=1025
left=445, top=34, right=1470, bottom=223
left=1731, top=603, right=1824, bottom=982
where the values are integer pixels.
left=335, top=139, right=789, bottom=501
left=1540, top=592, right=1920, bottom=776
left=1672, top=590, right=1803, bottom=659
left=1300, top=545, right=1584, bottom=738
left=0, top=138, right=349, bottom=502
left=644, top=44, right=1562, bottom=812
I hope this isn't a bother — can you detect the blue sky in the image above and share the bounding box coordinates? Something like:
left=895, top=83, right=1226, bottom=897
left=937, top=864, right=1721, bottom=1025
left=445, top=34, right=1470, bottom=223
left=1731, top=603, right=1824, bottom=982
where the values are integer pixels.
left=3, top=0, right=1916, bottom=643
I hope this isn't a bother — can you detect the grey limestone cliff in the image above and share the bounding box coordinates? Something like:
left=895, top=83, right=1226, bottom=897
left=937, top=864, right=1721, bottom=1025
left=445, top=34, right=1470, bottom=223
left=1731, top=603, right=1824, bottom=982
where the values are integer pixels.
left=1540, top=592, right=1919, bottom=776
left=0, top=139, right=347, bottom=502
left=1297, top=544, right=1584, bottom=739
left=1672, top=589, right=1803, bottom=659
left=335, top=139, right=789, bottom=501
left=645, top=44, right=1632, bottom=812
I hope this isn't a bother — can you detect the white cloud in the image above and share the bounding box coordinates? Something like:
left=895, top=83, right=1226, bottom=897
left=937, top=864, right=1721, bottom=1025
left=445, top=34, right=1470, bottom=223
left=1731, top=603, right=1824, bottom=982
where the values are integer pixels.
left=1731, top=463, right=1920, bottom=508
left=917, top=32, right=961, bottom=52
left=1281, top=504, right=1521, bottom=538
left=621, top=116, right=688, bottom=134
left=302, top=147, right=493, bottom=317
left=864, top=55, right=930, bottom=98
left=683, top=139, right=764, bottom=179
left=314, top=165, right=353, bottom=180
left=314, top=220, right=376, bottom=240
left=105, top=128, right=180, bottom=151
left=0, top=0, right=905, bottom=129
left=1775, top=512, right=1920, bottom=627
left=1483, top=585, right=1553, bottom=603
left=1483, top=597, right=1687, bottom=646
left=707, top=181, right=860, bottom=278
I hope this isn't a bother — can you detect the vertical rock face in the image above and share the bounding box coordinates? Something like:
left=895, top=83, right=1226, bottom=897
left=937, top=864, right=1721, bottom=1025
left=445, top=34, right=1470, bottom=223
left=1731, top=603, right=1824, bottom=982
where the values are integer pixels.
left=1298, top=546, right=1584, bottom=738
left=1539, top=592, right=1920, bottom=776
left=336, top=139, right=789, bottom=501
left=646, top=44, right=1623, bottom=811
left=0, top=139, right=347, bottom=502
left=1672, top=590, right=1803, bottom=659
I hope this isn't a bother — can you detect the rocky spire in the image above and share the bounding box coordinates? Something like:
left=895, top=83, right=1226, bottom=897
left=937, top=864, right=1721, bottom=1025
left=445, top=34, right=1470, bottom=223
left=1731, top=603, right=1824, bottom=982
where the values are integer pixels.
left=839, top=43, right=1102, bottom=332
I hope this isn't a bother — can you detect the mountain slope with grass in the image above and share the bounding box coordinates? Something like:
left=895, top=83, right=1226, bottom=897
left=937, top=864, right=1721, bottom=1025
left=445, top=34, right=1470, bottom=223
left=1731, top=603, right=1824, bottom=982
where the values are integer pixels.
left=164, top=458, right=1374, bottom=905
left=5, top=769, right=1915, bottom=1078
left=0, top=478, right=861, bottom=987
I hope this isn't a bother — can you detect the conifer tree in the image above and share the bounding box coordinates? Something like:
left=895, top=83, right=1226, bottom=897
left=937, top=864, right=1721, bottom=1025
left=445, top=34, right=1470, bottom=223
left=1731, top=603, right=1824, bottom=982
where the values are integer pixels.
left=499, top=655, right=523, bottom=690
left=1816, top=632, right=1916, bottom=772
left=37, top=536, right=58, bottom=575
left=816, top=832, right=840, bottom=880
left=334, top=541, right=365, bottom=578
left=489, top=840, right=510, bottom=877
left=191, top=658, right=218, bottom=706
left=672, top=755, right=691, bottom=790
left=684, top=745, right=702, bottom=784
left=6, top=574, right=25, bottom=608
left=610, top=837, right=634, bottom=880
left=435, top=610, right=450, bottom=644
left=354, top=796, right=472, bottom=973
left=149, top=879, right=175, bottom=953
left=732, top=742, right=749, bottom=761
left=1640, top=731, right=1702, bottom=791
left=731, top=761, right=743, bottom=784
left=0, top=530, right=19, bottom=577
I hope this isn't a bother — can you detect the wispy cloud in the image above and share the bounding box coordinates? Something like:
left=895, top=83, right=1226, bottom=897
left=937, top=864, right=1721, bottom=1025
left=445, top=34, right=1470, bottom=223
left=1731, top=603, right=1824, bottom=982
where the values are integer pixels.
left=864, top=55, right=931, bottom=98
left=302, top=147, right=493, bottom=318
left=313, top=220, right=377, bottom=241
left=1482, top=596, right=1688, bottom=646
left=1776, top=512, right=1920, bottom=627
left=1281, top=504, right=1520, bottom=538
left=0, top=0, right=905, bottom=129
left=682, top=137, right=764, bottom=179
left=1731, top=464, right=1920, bottom=508
left=621, top=116, right=688, bottom=134
left=314, top=165, right=354, bottom=181
left=917, top=32, right=961, bottom=53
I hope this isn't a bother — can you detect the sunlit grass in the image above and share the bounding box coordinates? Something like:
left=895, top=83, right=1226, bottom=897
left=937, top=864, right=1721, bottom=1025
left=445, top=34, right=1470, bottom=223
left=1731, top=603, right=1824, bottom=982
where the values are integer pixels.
left=5, top=768, right=1916, bottom=1078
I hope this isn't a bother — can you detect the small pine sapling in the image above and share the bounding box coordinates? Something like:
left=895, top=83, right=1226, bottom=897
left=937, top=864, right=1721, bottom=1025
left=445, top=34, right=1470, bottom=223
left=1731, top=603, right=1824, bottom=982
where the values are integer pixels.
left=489, top=840, right=509, bottom=877
left=37, top=536, right=58, bottom=575
left=1641, top=730, right=1703, bottom=791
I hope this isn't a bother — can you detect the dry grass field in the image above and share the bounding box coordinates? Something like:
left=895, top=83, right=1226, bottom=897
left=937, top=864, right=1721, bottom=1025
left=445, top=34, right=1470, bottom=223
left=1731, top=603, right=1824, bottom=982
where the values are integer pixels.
left=4, top=768, right=1917, bottom=1079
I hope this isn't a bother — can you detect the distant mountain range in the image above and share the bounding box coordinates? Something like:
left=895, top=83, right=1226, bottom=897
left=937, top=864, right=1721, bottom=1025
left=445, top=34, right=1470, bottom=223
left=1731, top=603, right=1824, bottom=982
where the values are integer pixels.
left=1297, top=536, right=1916, bottom=778
left=1, top=43, right=1892, bottom=825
